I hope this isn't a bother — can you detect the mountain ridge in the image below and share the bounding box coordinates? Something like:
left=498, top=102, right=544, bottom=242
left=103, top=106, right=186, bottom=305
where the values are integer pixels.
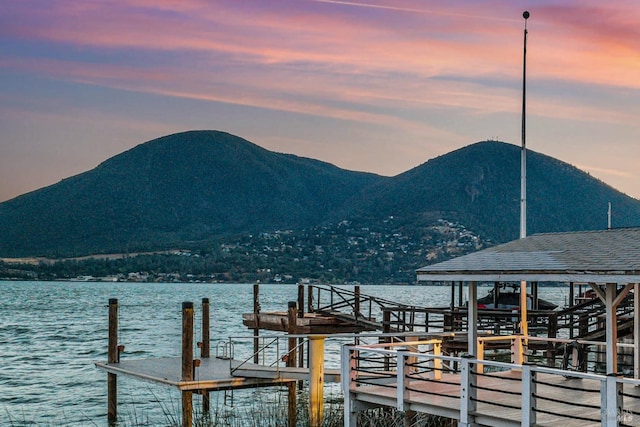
left=0, top=130, right=639, bottom=259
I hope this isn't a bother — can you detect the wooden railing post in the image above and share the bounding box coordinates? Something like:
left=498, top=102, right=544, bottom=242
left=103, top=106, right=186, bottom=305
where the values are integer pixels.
left=546, top=312, right=558, bottom=367
left=521, top=364, right=537, bottom=425
left=602, top=374, right=623, bottom=425
left=308, top=336, right=325, bottom=427
left=341, top=345, right=358, bottom=427
left=107, top=298, right=118, bottom=425
left=307, top=284, right=314, bottom=313
left=477, top=339, right=485, bottom=374
left=354, top=285, right=361, bottom=320
left=459, top=355, right=476, bottom=426
left=201, top=298, right=210, bottom=358
left=253, top=284, right=260, bottom=364
left=182, top=302, right=194, bottom=427
left=396, top=347, right=408, bottom=411
left=287, top=301, right=298, bottom=427
left=298, top=285, right=305, bottom=373
left=200, top=298, right=210, bottom=415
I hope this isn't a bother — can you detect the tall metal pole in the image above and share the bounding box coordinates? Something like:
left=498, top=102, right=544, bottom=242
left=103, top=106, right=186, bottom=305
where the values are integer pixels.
left=520, top=10, right=529, bottom=240
left=520, top=11, right=530, bottom=339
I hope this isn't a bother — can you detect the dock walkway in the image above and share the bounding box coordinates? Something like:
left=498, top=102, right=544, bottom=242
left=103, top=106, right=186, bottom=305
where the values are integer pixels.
left=96, top=356, right=340, bottom=391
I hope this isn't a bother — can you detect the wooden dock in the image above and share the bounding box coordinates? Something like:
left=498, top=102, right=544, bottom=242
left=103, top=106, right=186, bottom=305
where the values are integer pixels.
left=342, top=341, right=640, bottom=427
left=96, top=355, right=340, bottom=390
left=96, top=297, right=340, bottom=427
left=349, top=368, right=640, bottom=426
left=97, top=284, right=640, bottom=427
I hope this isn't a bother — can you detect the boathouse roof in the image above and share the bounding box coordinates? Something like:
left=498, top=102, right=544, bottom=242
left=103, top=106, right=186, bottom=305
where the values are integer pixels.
left=416, top=227, right=640, bottom=283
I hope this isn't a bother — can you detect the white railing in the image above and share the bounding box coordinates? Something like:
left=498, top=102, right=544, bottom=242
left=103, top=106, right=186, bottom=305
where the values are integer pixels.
left=477, top=334, right=637, bottom=375
left=341, top=342, right=640, bottom=426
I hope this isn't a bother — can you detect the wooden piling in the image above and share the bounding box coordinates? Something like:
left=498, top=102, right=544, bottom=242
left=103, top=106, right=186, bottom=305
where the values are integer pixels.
left=287, top=301, right=298, bottom=427
left=308, top=335, right=325, bottom=427
left=182, top=301, right=194, bottom=427
left=201, top=298, right=210, bottom=414
left=253, top=284, right=260, bottom=364
left=354, top=285, right=360, bottom=320
left=307, top=284, right=314, bottom=313
left=107, top=298, right=118, bottom=425
left=297, top=285, right=305, bottom=387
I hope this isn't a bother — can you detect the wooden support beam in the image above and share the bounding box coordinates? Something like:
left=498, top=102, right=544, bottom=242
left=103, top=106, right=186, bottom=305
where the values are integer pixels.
left=253, top=284, right=260, bottom=364
left=200, top=298, right=210, bottom=415
left=604, top=286, right=618, bottom=374
left=468, top=282, right=478, bottom=357
left=182, top=301, right=194, bottom=427
left=308, top=336, right=325, bottom=427
left=287, top=301, right=297, bottom=427
left=635, top=284, right=639, bottom=379
left=107, top=298, right=118, bottom=426
left=201, top=298, right=210, bottom=358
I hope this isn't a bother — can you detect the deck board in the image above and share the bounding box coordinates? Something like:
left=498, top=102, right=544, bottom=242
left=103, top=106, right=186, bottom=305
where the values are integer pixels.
left=350, top=369, right=640, bottom=426
left=95, top=356, right=340, bottom=391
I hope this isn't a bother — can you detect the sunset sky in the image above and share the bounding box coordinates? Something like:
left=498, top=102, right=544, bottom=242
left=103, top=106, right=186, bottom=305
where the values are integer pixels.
left=1, top=0, right=639, bottom=202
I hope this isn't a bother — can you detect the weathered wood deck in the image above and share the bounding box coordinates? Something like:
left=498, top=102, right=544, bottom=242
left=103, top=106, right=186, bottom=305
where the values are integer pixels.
left=348, top=368, right=640, bottom=426
left=95, top=356, right=341, bottom=392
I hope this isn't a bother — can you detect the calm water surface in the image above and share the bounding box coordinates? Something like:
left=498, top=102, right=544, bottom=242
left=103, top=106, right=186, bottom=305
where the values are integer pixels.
left=0, top=281, right=568, bottom=426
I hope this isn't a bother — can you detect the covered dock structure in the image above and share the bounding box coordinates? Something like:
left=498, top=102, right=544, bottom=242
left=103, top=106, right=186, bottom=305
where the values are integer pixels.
left=342, top=228, right=640, bottom=426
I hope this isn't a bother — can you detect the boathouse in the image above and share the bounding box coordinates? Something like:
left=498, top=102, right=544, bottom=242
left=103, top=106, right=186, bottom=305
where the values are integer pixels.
left=341, top=228, right=640, bottom=426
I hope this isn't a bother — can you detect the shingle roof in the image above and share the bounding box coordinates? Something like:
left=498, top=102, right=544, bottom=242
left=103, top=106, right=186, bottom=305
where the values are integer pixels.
left=416, top=228, right=640, bottom=283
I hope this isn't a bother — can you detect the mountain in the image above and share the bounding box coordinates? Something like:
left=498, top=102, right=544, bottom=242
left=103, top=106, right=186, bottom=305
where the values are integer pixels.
left=0, top=131, right=639, bottom=258
left=345, top=141, right=640, bottom=242
left=0, top=131, right=382, bottom=257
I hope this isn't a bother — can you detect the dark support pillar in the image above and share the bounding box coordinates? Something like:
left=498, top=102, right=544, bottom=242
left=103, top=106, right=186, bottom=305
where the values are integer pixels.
left=297, top=285, right=305, bottom=385
left=107, top=298, right=118, bottom=426
left=382, top=310, right=391, bottom=370
left=201, top=298, right=210, bottom=358
left=458, top=281, right=463, bottom=308
left=546, top=313, right=558, bottom=366
left=354, top=285, right=361, bottom=320
left=450, top=281, right=455, bottom=310
left=182, top=302, right=194, bottom=427
left=569, top=282, right=575, bottom=338
left=307, top=285, right=314, bottom=313
left=201, top=298, right=210, bottom=415
left=253, top=284, right=260, bottom=364
left=287, top=301, right=298, bottom=427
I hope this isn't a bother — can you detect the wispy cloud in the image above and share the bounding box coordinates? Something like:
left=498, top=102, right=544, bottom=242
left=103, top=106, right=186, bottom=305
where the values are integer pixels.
left=1, top=0, right=640, bottom=201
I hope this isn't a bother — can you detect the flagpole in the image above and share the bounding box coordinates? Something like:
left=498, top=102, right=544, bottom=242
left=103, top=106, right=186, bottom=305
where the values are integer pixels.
left=520, top=11, right=530, bottom=338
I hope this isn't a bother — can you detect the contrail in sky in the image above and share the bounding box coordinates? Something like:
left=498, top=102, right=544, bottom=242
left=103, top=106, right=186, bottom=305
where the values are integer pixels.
left=308, top=0, right=517, bottom=22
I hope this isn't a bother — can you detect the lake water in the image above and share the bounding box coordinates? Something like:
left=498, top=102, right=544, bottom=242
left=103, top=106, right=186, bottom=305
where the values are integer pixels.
left=0, top=281, right=569, bottom=426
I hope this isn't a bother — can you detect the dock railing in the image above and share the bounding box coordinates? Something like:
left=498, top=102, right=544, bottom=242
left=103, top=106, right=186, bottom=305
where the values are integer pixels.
left=342, top=341, right=640, bottom=426
left=477, top=334, right=637, bottom=376
left=227, top=332, right=456, bottom=378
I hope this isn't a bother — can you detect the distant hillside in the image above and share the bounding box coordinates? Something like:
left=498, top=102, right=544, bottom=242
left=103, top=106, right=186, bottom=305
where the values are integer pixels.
left=0, top=131, right=382, bottom=257
left=345, top=141, right=640, bottom=242
left=0, top=132, right=639, bottom=259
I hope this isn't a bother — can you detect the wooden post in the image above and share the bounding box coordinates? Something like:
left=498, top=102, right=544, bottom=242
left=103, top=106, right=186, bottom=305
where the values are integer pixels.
left=182, top=302, right=194, bottom=427
left=569, top=282, right=575, bottom=338
left=201, top=298, right=210, bottom=415
left=253, top=284, right=260, bottom=364
left=546, top=312, right=558, bottom=367
left=382, top=310, right=391, bottom=370
left=298, top=285, right=305, bottom=373
left=307, top=284, right=314, bottom=313
left=450, top=281, right=455, bottom=310
left=287, top=301, right=297, bottom=427
left=107, top=298, right=118, bottom=425
left=308, top=336, right=325, bottom=427
left=354, top=285, right=360, bottom=320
